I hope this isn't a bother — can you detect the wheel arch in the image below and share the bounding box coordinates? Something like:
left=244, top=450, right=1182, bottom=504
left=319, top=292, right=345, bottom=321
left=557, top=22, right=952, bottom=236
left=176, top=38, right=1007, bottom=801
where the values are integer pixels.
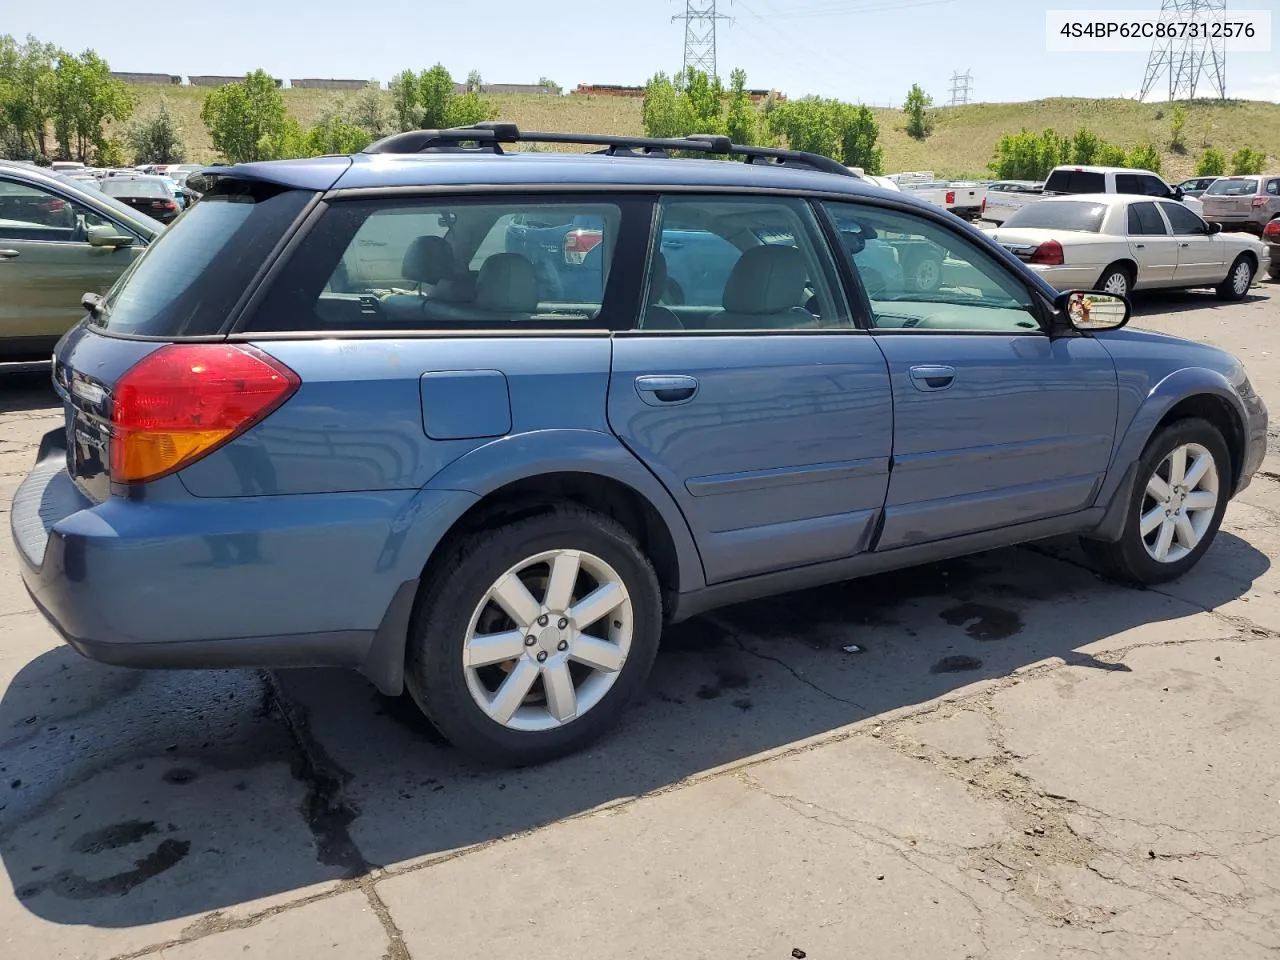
left=1098, top=259, right=1137, bottom=287
left=359, top=431, right=705, bottom=696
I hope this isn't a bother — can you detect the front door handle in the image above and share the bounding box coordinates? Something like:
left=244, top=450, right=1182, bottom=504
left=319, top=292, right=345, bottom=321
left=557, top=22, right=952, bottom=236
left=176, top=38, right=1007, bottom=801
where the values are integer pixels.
left=635, top=375, right=699, bottom=405
left=909, top=364, right=956, bottom=391
left=0, top=249, right=18, bottom=260
left=1134, top=243, right=1146, bottom=249
left=1180, top=242, right=1191, bottom=248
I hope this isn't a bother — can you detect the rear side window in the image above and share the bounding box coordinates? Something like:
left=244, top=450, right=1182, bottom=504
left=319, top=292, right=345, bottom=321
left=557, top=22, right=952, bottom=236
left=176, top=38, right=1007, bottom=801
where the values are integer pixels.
left=1267, top=179, right=1280, bottom=196
left=101, top=179, right=170, bottom=198
left=1004, top=201, right=1106, bottom=232
left=94, top=179, right=311, bottom=336
left=242, top=197, right=625, bottom=332
left=1127, top=201, right=1168, bottom=236
left=1160, top=201, right=1208, bottom=235
left=1043, top=170, right=1105, bottom=194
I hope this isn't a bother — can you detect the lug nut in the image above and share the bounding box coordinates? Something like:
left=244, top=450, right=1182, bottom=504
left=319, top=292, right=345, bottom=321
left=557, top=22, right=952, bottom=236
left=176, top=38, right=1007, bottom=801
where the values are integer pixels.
left=557, top=617, right=568, bottom=630
left=537, top=614, right=549, bottom=627
left=536, top=651, right=548, bottom=663
left=558, top=640, right=568, bottom=651
left=525, top=635, right=537, bottom=646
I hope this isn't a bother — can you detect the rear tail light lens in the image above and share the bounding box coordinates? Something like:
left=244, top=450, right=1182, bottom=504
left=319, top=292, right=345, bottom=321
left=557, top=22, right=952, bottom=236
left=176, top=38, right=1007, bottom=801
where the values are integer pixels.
left=946, top=191, right=956, bottom=205
left=1252, top=197, right=1268, bottom=209
left=1029, top=239, right=1065, bottom=265
left=111, top=343, right=300, bottom=483
left=563, top=228, right=604, bottom=265
left=1264, top=220, right=1280, bottom=239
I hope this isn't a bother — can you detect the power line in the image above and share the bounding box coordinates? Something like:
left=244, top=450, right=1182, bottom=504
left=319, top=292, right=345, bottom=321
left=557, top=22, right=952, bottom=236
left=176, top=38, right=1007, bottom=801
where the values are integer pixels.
left=1139, top=0, right=1228, bottom=101
left=673, top=1, right=731, bottom=79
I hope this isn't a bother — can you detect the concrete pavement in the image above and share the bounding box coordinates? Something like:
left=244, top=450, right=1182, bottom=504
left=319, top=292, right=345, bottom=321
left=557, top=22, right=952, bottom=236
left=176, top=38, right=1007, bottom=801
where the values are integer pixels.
left=1, top=280, right=1279, bottom=959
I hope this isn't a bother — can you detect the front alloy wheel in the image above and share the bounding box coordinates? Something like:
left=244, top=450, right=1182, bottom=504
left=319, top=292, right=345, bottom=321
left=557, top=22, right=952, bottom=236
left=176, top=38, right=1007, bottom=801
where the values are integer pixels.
left=1138, top=442, right=1220, bottom=564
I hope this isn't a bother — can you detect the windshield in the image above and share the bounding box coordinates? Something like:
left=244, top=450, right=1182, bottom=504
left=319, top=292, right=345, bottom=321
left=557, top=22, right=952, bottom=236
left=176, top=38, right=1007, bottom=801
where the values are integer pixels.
left=1205, top=178, right=1259, bottom=196
left=1002, top=201, right=1107, bottom=232
left=101, top=178, right=171, bottom=198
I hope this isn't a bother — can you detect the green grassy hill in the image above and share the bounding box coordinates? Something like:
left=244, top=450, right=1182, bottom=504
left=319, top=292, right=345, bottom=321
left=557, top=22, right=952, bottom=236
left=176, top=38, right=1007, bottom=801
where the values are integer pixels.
left=128, top=84, right=1280, bottom=180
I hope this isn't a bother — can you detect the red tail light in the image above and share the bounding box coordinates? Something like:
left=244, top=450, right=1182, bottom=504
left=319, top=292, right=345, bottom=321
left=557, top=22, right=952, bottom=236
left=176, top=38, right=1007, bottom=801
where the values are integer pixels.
left=563, top=228, right=603, bottom=265
left=1029, top=239, right=1065, bottom=265
left=1264, top=219, right=1280, bottom=239
left=1252, top=197, right=1268, bottom=209
left=111, top=344, right=300, bottom=483
left=945, top=191, right=956, bottom=205
left=151, top=199, right=178, bottom=210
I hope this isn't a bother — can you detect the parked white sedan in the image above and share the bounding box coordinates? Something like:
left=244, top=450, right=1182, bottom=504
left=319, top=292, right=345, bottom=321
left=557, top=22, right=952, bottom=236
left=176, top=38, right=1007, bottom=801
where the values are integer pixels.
left=984, top=194, right=1270, bottom=300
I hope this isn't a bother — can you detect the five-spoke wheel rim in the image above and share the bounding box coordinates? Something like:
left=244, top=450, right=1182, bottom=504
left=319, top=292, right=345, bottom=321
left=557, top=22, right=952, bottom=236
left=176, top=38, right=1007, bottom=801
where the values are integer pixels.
left=1232, top=260, right=1252, bottom=296
left=462, top=549, right=633, bottom=732
left=1103, top=271, right=1129, bottom=297
left=1140, top=442, right=1220, bottom=564
left=915, top=258, right=940, bottom=291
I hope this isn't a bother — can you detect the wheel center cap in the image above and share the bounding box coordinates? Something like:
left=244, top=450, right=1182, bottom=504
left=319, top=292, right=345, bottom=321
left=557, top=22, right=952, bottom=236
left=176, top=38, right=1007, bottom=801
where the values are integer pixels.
left=536, top=625, right=562, bottom=654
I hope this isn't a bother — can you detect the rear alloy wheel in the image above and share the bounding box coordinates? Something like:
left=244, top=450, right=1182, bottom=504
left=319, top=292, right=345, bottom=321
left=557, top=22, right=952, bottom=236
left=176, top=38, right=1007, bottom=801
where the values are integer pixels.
left=911, top=256, right=942, bottom=292
left=1081, top=418, right=1230, bottom=585
left=405, top=505, right=661, bottom=766
left=1098, top=264, right=1132, bottom=298
left=1217, top=255, right=1254, bottom=301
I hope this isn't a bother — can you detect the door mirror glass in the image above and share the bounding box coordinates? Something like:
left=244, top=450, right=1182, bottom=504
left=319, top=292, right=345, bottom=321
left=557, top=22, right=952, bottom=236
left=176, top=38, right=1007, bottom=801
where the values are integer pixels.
left=87, top=224, right=134, bottom=248
left=1209, top=221, right=1223, bottom=234
left=1059, top=290, right=1129, bottom=331
left=1173, top=186, right=1185, bottom=200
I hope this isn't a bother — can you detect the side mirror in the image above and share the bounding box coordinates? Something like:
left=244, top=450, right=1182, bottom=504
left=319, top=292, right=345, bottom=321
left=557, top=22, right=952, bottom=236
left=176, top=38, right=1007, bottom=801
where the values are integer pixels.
left=1173, top=186, right=1185, bottom=200
left=87, top=225, right=134, bottom=249
left=1057, top=290, right=1129, bottom=332
left=1209, top=221, right=1223, bottom=234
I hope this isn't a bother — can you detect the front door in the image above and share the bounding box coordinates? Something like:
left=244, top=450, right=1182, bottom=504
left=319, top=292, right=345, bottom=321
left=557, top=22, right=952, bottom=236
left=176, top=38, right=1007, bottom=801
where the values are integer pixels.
left=608, top=194, right=894, bottom=585
left=821, top=199, right=1119, bottom=551
left=0, top=175, right=141, bottom=356
left=1161, top=200, right=1227, bottom=285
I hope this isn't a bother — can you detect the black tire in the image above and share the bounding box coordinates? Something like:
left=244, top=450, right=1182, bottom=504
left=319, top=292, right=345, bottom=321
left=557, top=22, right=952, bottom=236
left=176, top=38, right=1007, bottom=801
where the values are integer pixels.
left=1081, top=418, right=1231, bottom=586
left=1096, top=263, right=1133, bottom=299
left=1217, top=255, right=1255, bottom=301
left=404, top=504, right=662, bottom=767
left=906, top=253, right=942, bottom=293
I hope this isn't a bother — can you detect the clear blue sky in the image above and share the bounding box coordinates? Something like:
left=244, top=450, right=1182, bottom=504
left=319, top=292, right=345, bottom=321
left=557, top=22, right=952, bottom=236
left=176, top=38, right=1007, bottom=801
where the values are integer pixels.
left=8, top=0, right=1279, bottom=104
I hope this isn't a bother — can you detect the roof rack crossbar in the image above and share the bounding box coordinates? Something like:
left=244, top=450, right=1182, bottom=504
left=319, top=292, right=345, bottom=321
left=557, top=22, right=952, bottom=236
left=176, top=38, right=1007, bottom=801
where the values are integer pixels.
left=362, top=122, right=856, bottom=178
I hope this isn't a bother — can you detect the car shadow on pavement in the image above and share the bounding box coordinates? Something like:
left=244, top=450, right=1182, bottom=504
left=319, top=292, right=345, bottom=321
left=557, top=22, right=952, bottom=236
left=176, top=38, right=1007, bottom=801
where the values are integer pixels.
left=1131, top=289, right=1268, bottom=317
left=0, top=371, right=57, bottom=414
left=0, top=530, right=1269, bottom=932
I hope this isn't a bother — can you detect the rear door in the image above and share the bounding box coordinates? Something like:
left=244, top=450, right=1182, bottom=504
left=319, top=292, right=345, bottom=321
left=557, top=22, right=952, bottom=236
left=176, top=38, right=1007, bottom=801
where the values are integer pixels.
left=1161, top=200, right=1227, bottom=284
left=822, top=199, right=1117, bottom=550
left=607, top=194, right=893, bottom=585
left=1126, top=200, right=1177, bottom=285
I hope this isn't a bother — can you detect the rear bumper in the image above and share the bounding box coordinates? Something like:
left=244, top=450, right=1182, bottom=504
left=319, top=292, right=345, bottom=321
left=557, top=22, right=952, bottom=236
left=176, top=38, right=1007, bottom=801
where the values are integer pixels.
left=1026, top=264, right=1103, bottom=291
left=12, top=428, right=476, bottom=688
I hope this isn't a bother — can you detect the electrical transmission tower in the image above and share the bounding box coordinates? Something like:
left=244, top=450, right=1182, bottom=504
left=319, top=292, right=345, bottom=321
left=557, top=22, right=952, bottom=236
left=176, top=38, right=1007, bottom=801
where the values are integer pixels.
left=1139, top=0, right=1228, bottom=101
left=948, top=70, right=973, bottom=106
left=673, top=1, right=730, bottom=79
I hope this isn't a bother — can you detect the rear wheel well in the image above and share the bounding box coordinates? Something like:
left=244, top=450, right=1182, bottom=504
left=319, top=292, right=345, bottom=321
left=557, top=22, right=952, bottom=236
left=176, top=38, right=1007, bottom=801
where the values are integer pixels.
left=423, top=472, right=681, bottom=615
left=1098, top=260, right=1136, bottom=286
left=1154, top=394, right=1244, bottom=489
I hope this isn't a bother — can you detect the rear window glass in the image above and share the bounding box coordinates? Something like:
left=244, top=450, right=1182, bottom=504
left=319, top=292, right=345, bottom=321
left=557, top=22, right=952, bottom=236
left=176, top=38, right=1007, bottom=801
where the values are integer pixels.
left=1003, top=201, right=1107, bottom=232
left=93, top=179, right=311, bottom=336
left=1206, top=178, right=1259, bottom=196
left=101, top=179, right=170, bottom=198
left=241, top=198, right=624, bottom=333
left=1043, top=170, right=1106, bottom=194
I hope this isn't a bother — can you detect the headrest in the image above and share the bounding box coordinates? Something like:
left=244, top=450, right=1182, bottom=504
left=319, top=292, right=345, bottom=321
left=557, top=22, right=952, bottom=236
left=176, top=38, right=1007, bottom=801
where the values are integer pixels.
left=475, top=254, right=540, bottom=313
left=723, top=245, right=808, bottom=314
left=648, top=252, right=668, bottom=304
left=401, top=235, right=456, bottom=285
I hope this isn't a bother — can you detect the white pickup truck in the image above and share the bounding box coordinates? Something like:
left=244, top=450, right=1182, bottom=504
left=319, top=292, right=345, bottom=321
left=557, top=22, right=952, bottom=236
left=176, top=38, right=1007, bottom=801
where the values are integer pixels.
left=890, top=171, right=989, bottom=220
left=979, top=180, right=1043, bottom=224
left=979, top=165, right=1204, bottom=224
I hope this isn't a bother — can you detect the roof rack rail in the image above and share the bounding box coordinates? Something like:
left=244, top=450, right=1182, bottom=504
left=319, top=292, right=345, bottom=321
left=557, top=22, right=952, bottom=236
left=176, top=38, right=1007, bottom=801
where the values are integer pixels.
left=362, top=121, right=857, bottom=179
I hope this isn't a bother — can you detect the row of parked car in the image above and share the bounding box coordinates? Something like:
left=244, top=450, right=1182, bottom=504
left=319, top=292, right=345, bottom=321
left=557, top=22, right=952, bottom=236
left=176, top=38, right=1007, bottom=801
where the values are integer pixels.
left=4, top=121, right=1274, bottom=766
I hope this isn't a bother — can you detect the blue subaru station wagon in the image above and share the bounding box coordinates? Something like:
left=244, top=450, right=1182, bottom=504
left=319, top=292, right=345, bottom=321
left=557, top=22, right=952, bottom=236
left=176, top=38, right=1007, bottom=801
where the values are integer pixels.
left=12, top=123, right=1268, bottom=766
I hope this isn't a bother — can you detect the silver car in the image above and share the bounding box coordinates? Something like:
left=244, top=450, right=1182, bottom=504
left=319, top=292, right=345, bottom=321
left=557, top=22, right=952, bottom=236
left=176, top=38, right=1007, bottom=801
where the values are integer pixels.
left=1202, top=174, right=1280, bottom=235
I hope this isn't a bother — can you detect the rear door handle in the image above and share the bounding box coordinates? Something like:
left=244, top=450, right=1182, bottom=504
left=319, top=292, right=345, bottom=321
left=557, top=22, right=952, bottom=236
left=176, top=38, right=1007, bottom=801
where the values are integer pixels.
left=635, top=375, right=699, bottom=405
left=909, top=364, right=956, bottom=391
left=1134, top=243, right=1145, bottom=249
left=0, top=249, right=18, bottom=260
left=1180, top=242, right=1191, bottom=248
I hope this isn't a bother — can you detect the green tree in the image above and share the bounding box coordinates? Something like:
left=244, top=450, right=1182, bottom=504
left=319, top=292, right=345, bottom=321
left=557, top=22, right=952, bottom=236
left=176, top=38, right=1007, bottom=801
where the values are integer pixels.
left=1094, top=142, right=1128, bottom=166
left=1070, top=128, right=1100, bottom=165
left=681, top=67, right=725, bottom=134
left=390, top=69, right=421, bottom=131
left=0, top=35, right=58, bottom=157
left=989, top=128, right=1068, bottom=179
left=200, top=69, right=290, bottom=163
left=768, top=97, right=883, bottom=172
left=446, top=90, right=494, bottom=127
left=126, top=97, right=185, bottom=164
left=1125, top=142, right=1162, bottom=173
left=1195, top=147, right=1226, bottom=176
left=465, top=69, right=482, bottom=94
left=641, top=72, right=692, bottom=139
left=902, top=83, right=932, bottom=140
left=537, top=76, right=562, bottom=95
left=725, top=68, right=757, bottom=146
left=1169, top=104, right=1187, bottom=153
left=347, top=81, right=393, bottom=141
left=418, top=64, right=455, bottom=128
left=304, top=113, right=371, bottom=155
left=1230, top=147, right=1267, bottom=174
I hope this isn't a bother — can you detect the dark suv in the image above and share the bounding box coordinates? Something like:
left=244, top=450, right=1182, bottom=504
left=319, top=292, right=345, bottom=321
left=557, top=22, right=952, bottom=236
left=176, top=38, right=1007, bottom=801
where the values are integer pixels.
left=12, top=124, right=1266, bottom=766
